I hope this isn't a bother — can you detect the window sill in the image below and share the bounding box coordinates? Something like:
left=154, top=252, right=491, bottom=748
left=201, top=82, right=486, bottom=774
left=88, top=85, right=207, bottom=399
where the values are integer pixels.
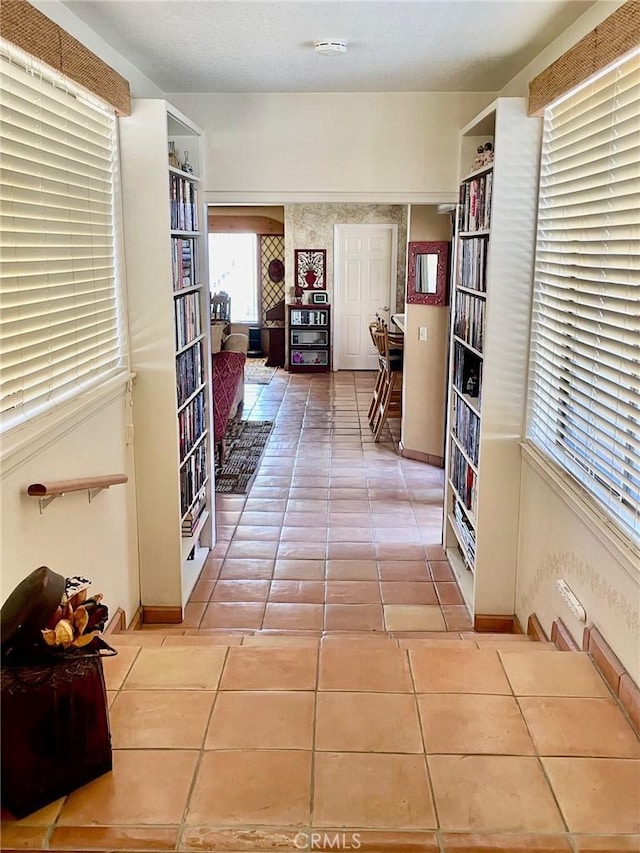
left=1, top=372, right=135, bottom=474
left=520, top=440, right=640, bottom=582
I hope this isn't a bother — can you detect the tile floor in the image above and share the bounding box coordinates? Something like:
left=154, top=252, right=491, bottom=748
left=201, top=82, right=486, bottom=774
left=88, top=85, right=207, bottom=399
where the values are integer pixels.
left=3, top=640, right=639, bottom=850
left=183, top=369, right=471, bottom=636
left=3, top=372, right=639, bottom=850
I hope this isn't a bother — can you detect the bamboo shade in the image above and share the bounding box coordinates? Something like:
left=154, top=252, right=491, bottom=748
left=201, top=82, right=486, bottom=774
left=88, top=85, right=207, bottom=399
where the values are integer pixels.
left=529, top=0, right=640, bottom=116
left=0, top=0, right=131, bottom=116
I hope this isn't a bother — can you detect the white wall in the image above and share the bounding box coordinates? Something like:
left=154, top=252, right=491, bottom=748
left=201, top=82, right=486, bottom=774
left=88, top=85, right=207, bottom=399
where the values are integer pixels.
left=168, top=92, right=495, bottom=203
left=500, top=0, right=640, bottom=673
left=516, top=454, right=640, bottom=682
left=0, top=389, right=140, bottom=625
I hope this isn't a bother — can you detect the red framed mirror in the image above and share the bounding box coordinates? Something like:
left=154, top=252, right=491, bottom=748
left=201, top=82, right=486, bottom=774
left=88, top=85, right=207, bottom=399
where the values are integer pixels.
left=406, top=241, right=450, bottom=306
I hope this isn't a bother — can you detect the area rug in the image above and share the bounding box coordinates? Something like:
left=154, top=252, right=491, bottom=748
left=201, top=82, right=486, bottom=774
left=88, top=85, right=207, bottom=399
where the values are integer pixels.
left=244, top=358, right=277, bottom=385
left=215, top=418, right=274, bottom=493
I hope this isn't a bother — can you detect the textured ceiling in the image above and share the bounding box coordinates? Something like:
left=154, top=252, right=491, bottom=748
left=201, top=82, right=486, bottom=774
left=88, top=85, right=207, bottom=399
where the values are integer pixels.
left=60, top=0, right=596, bottom=93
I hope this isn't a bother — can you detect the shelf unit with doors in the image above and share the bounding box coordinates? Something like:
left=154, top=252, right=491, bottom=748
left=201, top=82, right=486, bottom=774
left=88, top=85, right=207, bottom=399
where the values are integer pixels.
left=442, top=97, right=542, bottom=626
left=288, top=305, right=331, bottom=372
left=119, top=99, right=213, bottom=622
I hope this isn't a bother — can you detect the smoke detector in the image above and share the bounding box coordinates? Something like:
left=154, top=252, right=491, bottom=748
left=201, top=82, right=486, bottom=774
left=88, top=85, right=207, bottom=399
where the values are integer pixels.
left=314, top=40, right=347, bottom=56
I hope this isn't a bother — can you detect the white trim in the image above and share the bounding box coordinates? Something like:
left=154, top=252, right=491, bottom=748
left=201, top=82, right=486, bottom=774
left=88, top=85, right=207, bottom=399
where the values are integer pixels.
left=520, top=440, right=640, bottom=582
left=204, top=190, right=458, bottom=206
left=0, top=371, right=135, bottom=475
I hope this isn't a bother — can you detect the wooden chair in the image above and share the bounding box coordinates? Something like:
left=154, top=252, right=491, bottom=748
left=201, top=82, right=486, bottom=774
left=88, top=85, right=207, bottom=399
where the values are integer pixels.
left=211, top=291, right=231, bottom=322
left=369, top=320, right=404, bottom=441
left=367, top=317, right=385, bottom=426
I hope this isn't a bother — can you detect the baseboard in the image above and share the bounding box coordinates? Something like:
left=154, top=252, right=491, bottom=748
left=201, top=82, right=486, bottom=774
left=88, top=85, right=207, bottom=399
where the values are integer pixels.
left=104, top=607, right=126, bottom=636
left=127, top=606, right=143, bottom=631
left=400, top=446, right=444, bottom=467
left=583, top=624, right=639, bottom=732
left=142, top=605, right=183, bottom=624
left=525, top=614, right=639, bottom=734
left=550, top=617, right=580, bottom=651
left=473, top=614, right=520, bottom=633
left=527, top=613, right=549, bottom=643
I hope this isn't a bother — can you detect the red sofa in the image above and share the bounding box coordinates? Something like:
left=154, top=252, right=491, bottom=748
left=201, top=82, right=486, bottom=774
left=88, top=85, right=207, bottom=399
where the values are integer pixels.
left=212, top=349, right=246, bottom=461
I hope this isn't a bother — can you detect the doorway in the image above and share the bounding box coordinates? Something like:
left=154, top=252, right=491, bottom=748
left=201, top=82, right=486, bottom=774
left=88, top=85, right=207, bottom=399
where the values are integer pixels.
left=334, top=224, right=398, bottom=371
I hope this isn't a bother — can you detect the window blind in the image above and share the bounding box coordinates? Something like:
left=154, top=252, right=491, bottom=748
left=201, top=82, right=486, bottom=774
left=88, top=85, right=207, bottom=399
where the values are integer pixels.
left=0, top=43, right=126, bottom=432
left=527, top=49, right=640, bottom=546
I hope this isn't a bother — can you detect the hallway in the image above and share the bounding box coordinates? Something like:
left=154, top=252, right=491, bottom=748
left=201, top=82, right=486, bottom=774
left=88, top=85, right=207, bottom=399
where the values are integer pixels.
left=183, top=369, right=471, bottom=635
left=3, top=373, right=639, bottom=849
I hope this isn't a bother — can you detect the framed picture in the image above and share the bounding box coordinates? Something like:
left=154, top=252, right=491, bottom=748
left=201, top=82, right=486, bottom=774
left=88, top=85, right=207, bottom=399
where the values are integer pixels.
left=295, top=249, right=326, bottom=290
left=311, top=292, right=328, bottom=304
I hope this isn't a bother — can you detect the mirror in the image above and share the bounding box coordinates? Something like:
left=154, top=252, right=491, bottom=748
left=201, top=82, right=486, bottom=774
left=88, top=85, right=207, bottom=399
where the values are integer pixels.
left=415, top=253, right=439, bottom=293
left=406, top=241, right=450, bottom=306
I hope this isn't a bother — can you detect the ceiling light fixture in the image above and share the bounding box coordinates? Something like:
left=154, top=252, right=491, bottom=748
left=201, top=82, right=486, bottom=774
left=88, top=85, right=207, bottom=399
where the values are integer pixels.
left=314, top=40, right=347, bottom=56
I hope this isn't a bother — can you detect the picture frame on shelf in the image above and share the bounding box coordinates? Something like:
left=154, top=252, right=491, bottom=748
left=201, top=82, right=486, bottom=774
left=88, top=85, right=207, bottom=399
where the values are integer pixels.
left=295, top=249, right=326, bottom=290
left=310, top=291, right=328, bottom=304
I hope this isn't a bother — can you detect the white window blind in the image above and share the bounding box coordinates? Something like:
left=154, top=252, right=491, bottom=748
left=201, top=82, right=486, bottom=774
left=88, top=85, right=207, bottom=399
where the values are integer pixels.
left=527, top=49, right=640, bottom=547
left=0, top=43, right=126, bottom=432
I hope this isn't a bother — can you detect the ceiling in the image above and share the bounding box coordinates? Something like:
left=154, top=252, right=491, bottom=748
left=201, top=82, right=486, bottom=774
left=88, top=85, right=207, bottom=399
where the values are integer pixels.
left=60, top=0, right=596, bottom=94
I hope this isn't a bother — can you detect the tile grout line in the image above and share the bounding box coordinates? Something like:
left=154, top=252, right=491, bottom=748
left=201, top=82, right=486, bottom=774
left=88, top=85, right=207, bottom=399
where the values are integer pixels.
left=496, top=648, right=574, bottom=839
left=406, top=645, right=442, bottom=839
left=176, top=643, right=231, bottom=849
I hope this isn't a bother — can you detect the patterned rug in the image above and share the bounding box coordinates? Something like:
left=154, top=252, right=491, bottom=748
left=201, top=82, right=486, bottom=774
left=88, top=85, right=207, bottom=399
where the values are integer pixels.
left=215, top=419, right=274, bottom=493
left=244, top=358, right=277, bottom=385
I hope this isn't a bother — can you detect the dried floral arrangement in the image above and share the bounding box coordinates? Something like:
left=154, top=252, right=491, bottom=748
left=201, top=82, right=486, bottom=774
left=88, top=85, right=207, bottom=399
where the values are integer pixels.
left=41, top=577, right=108, bottom=650
left=0, top=567, right=110, bottom=664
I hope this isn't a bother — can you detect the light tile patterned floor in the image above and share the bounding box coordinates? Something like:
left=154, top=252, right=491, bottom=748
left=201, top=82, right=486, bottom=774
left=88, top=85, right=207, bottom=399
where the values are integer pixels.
left=185, top=370, right=471, bottom=635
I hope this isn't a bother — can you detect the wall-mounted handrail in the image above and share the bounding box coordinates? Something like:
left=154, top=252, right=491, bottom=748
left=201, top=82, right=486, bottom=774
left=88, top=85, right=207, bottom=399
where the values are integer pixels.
left=27, top=474, right=128, bottom=513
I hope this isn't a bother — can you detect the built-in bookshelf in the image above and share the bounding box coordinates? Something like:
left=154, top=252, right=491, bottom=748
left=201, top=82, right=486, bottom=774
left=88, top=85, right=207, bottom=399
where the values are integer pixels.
left=119, top=100, right=213, bottom=622
left=442, top=98, right=542, bottom=622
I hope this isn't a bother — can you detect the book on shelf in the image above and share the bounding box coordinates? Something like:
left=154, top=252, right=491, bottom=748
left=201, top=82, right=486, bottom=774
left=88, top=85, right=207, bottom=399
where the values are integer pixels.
left=453, top=341, right=483, bottom=402
left=169, top=174, right=199, bottom=232
left=456, top=237, right=488, bottom=292
left=171, top=237, right=198, bottom=290
left=451, top=443, right=477, bottom=515
left=454, top=292, right=485, bottom=352
left=453, top=394, right=480, bottom=466
left=458, top=171, right=493, bottom=232
left=175, top=290, right=201, bottom=350
left=182, top=490, right=207, bottom=535
left=180, top=441, right=208, bottom=516
left=453, top=499, right=476, bottom=563
left=176, top=340, right=203, bottom=407
left=178, top=390, right=206, bottom=458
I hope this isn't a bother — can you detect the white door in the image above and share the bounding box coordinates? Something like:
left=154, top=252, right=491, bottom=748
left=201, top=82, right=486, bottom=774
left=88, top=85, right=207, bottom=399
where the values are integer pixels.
left=334, top=224, right=398, bottom=370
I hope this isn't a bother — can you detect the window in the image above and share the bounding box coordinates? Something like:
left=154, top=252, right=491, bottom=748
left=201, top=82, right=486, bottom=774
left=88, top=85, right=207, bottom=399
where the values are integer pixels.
left=208, top=232, right=258, bottom=323
left=526, top=49, right=640, bottom=546
left=0, top=41, right=127, bottom=433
